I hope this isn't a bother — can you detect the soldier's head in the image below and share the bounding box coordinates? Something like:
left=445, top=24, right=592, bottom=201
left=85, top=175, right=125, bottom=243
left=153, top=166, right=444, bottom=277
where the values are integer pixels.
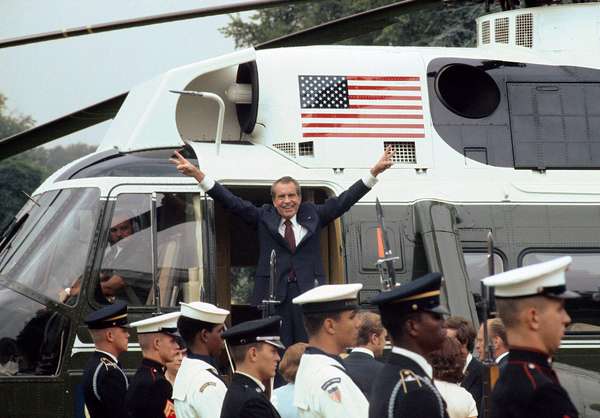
left=445, top=316, right=477, bottom=361
left=355, top=310, right=387, bottom=358
left=177, top=302, right=229, bottom=357
left=85, top=301, right=131, bottom=356
left=372, top=273, right=448, bottom=357
left=223, top=317, right=284, bottom=382
left=483, top=256, right=578, bottom=356
left=131, top=312, right=181, bottom=366
left=293, top=284, right=363, bottom=354
left=271, top=176, right=302, bottom=220
left=475, top=318, right=508, bottom=360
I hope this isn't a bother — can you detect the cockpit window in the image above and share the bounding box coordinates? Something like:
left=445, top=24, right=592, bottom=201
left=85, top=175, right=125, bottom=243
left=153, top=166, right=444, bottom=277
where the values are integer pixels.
left=0, top=188, right=101, bottom=305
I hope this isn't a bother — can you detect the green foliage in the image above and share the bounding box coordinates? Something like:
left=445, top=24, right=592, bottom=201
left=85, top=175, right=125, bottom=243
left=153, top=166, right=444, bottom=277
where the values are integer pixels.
left=220, top=0, right=497, bottom=48
left=0, top=94, right=96, bottom=228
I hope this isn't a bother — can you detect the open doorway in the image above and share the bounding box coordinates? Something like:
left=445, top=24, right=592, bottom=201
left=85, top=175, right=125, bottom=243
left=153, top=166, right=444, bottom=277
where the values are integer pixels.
left=212, top=185, right=345, bottom=325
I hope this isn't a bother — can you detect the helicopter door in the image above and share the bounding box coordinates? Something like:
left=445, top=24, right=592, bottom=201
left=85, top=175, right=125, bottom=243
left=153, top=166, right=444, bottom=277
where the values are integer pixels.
left=90, top=184, right=209, bottom=311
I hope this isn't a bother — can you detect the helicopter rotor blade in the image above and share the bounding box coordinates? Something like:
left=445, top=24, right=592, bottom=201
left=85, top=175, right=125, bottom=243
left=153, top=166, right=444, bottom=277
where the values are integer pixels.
left=256, top=0, right=441, bottom=49
left=0, top=0, right=315, bottom=49
left=0, top=93, right=127, bottom=160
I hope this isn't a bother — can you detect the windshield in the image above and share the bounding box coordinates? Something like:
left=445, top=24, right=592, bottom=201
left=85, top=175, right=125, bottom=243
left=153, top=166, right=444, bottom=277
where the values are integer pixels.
left=0, top=188, right=101, bottom=305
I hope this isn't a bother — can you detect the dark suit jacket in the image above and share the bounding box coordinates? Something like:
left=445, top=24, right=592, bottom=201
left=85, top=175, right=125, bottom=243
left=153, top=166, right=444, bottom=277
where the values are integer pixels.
left=82, top=351, right=128, bottom=418
left=343, top=350, right=384, bottom=400
left=125, top=358, right=173, bottom=418
left=220, top=373, right=281, bottom=418
left=461, top=356, right=484, bottom=410
left=369, top=351, right=449, bottom=418
left=207, top=179, right=371, bottom=304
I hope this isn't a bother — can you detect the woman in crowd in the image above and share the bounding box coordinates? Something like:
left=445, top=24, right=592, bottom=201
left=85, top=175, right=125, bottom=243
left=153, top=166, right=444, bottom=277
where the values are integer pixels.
left=165, top=339, right=186, bottom=386
left=429, top=337, right=478, bottom=418
left=274, top=342, right=308, bottom=418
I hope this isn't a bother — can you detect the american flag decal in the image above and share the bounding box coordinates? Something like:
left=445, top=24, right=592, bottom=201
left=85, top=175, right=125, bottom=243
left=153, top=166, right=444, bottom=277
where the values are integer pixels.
left=299, top=75, right=424, bottom=139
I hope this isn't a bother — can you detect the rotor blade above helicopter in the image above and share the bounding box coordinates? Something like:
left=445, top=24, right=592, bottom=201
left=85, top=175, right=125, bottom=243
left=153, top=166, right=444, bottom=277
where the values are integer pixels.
left=256, top=0, right=441, bottom=49
left=0, top=0, right=314, bottom=49
left=0, top=93, right=126, bottom=160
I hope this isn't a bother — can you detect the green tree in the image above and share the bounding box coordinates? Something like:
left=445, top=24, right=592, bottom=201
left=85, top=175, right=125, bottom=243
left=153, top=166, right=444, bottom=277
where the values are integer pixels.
left=220, top=0, right=497, bottom=48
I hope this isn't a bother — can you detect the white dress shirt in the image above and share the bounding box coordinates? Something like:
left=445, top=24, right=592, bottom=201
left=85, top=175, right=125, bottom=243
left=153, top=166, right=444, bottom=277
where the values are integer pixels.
left=391, top=346, right=433, bottom=379
left=463, top=353, right=473, bottom=374
left=278, top=215, right=307, bottom=245
left=495, top=351, right=508, bottom=365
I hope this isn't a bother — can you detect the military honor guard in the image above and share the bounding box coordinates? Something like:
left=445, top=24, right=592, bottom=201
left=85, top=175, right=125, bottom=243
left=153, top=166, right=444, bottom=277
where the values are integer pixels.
left=292, top=283, right=368, bottom=418
left=172, top=301, right=230, bottom=418
left=482, top=256, right=580, bottom=418
left=220, top=316, right=285, bottom=418
left=82, top=301, right=131, bottom=418
left=369, top=273, right=449, bottom=418
left=125, top=311, right=181, bottom=418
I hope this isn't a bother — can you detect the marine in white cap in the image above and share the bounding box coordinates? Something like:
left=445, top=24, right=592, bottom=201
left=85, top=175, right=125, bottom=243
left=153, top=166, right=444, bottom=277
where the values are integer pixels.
left=482, top=256, right=579, bottom=418
left=292, top=283, right=368, bottom=418
left=126, top=311, right=181, bottom=418
left=172, top=302, right=230, bottom=418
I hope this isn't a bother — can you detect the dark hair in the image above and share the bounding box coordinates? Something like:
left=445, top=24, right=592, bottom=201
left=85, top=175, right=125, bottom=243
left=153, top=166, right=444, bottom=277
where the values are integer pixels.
left=303, top=312, right=342, bottom=336
left=177, top=316, right=219, bottom=347
left=445, top=316, right=477, bottom=352
left=271, top=176, right=301, bottom=199
left=279, top=342, right=308, bottom=383
left=356, top=311, right=384, bottom=346
left=429, top=337, right=465, bottom=383
left=230, top=343, right=260, bottom=365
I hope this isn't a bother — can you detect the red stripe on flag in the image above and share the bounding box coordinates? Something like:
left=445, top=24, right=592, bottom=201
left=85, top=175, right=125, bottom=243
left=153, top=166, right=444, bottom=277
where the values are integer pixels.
left=301, top=113, right=423, bottom=119
left=349, top=104, right=422, bottom=110
left=346, top=76, right=420, bottom=81
left=302, top=132, right=425, bottom=138
left=302, top=123, right=424, bottom=129
left=348, top=95, right=421, bottom=101
left=347, top=85, right=421, bottom=91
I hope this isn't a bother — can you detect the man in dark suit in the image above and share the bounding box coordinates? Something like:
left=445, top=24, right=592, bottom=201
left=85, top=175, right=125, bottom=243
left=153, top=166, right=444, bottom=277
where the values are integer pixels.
left=369, top=273, right=449, bottom=418
left=82, top=301, right=130, bottom=418
left=343, top=310, right=386, bottom=400
left=476, top=318, right=509, bottom=371
left=220, top=316, right=284, bottom=418
left=445, top=316, right=483, bottom=409
left=171, top=147, right=394, bottom=345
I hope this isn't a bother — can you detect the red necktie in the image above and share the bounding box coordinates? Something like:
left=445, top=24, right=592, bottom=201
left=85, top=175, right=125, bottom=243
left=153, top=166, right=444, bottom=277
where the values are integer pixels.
left=284, top=219, right=296, bottom=252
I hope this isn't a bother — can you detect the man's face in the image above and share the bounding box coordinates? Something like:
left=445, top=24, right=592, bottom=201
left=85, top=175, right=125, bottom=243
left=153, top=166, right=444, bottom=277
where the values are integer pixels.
left=166, top=348, right=186, bottom=375
left=475, top=324, right=485, bottom=359
left=272, top=182, right=301, bottom=220
left=206, top=324, right=226, bottom=357
left=415, top=312, right=447, bottom=354
left=255, top=343, right=281, bottom=381
left=109, top=219, right=133, bottom=244
left=537, top=298, right=571, bottom=355
left=157, top=334, right=180, bottom=365
left=334, top=309, right=360, bottom=349
left=110, top=327, right=130, bottom=354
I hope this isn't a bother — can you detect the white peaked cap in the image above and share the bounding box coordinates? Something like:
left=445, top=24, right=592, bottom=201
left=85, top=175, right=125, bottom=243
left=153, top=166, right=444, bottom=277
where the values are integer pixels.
left=482, top=256, right=579, bottom=299
left=293, top=283, right=363, bottom=313
left=180, top=301, right=230, bottom=324
left=130, top=311, right=180, bottom=334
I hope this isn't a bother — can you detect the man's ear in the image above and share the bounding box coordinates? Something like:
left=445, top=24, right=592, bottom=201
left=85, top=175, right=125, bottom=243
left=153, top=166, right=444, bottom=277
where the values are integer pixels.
left=323, top=318, right=336, bottom=336
left=200, top=328, right=209, bottom=343
left=406, top=316, right=420, bottom=338
left=105, top=330, right=114, bottom=343
left=525, top=307, right=541, bottom=331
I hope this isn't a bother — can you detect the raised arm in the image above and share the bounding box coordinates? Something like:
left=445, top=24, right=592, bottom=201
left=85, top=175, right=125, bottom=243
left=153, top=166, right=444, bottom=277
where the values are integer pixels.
left=169, top=150, right=260, bottom=225
left=317, top=146, right=395, bottom=226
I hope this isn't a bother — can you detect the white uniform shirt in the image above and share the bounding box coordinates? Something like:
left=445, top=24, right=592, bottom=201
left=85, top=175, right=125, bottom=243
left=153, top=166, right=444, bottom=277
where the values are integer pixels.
left=172, top=356, right=227, bottom=418
left=434, top=380, right=478, bottom=418
left=294, top=350, right=368, bottom=418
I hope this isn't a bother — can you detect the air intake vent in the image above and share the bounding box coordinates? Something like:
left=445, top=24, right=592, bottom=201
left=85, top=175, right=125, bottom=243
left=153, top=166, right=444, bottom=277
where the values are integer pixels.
left=385, top=141, right=416, bottom=164
left=273, top=142, right=296, bottom=157
left=495, top=17, right=509, bottom=44
left=515, top=13, right=533, bottom=48
left=481, top=20, right=491, bottom=45
left=298, top=141, right=314, bottom=156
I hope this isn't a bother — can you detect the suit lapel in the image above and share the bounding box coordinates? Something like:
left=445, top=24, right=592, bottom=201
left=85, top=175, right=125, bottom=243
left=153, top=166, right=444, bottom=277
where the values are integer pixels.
left=296, top=205, right=317, bottom=248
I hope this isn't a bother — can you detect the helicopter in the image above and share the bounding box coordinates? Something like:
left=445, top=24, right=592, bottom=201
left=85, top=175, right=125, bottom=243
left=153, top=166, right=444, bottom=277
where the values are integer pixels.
left=1, top=0, right=600, bottom=417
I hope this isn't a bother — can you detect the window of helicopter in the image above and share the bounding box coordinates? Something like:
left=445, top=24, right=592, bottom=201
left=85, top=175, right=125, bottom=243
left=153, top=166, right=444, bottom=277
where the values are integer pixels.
left=0, top=188, right=101, bottom=306
left=0, top=291, right=70, bottom=376
left=522, top=252, right=600, bottom=333
left=154, top=192, right=205, bottom=307
left=463, top=252, right=505, bottom=322
left=97, top=194, right=152, bottom=306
